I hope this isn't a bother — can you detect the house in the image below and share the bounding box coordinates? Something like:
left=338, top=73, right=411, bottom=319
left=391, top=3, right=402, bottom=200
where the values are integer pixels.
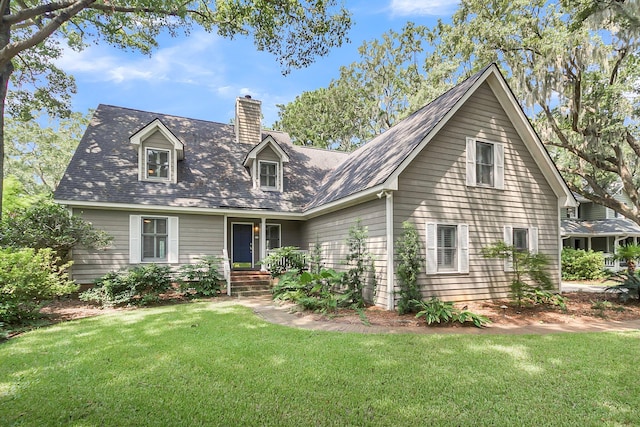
left=562, top=191, right=640, bottom=271
left=54, top=64, right=576, bottom=309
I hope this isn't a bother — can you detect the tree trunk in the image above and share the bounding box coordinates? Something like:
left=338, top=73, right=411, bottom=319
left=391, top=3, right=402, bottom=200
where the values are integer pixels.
left=0, top=1, right=13, bottom=218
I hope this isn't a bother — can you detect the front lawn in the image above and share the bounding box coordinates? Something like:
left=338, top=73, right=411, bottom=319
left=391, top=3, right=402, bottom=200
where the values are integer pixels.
left=1, top=302, right=638, bottom=426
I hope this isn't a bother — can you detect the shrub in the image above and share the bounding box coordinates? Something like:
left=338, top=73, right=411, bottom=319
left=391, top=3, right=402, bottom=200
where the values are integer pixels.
left=482, top=241, right=555, bottom=308
left=561, top=248, right=606, bottom=281
left=80, top=264, right=172, bottom=307
left=272, top=268, right=343, bottom=313
left=261, top=246, right=307, bottom=278
left=342, top=219, right=375, bottom=308
left=0, top=248, right=77, bottom=325
left=606, top=271, right=640, bottom=302
left=396, top=221, right=424, bottom=314
left=0, top=201, right=112, bottom=263
left=413, top=297, right=490, bottom=328
left=177, top=256, right=223, bottom=297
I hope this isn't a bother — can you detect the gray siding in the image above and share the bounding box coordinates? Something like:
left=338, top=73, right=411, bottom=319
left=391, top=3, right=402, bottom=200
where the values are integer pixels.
left=256, top=146, right=279, bottom=162
left=302, top=199, right=388, bottom=305
left=394, top=82, right=560, bottom=302
left=71, top=208, right=224, bottom=284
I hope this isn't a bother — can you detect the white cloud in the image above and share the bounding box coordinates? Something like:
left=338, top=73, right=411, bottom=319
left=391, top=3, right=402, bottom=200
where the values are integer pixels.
left=55, top=31, right=223, bottom=85
left=389, top=0, right=459, bottom=16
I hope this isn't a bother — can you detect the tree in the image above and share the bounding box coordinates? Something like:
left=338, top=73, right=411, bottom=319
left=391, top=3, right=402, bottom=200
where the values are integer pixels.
left=0, top=1, right=353, bottom=215
left=5, top=112, right=87, bottom=196
left=275, top=22, right=427, bottom=150
left=418, top=0, right=640, bottom=224
left=0, top=200, right=112, bottom=263
left=1, top=175, right=36, bottom=214
left=396, top=221, right=424, bottom=314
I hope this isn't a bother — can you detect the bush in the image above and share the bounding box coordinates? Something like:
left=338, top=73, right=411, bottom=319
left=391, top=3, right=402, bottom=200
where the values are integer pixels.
left=80, top=264, right=172, bottom=307
left=177, top=256, right=223, bottom=297
left=413, top=297, right=490, bottom=328
left=272, top=269, right=343, bottom=313
left=0, top=201, right=112, bottom=263
left=396, top=221, right=424, bottom=314
left=561, top=248, right=606, bottom=281
left=0, top=248, right=77, bottom=325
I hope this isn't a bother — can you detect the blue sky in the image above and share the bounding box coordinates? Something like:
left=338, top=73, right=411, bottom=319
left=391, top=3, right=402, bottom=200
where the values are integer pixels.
left=56, top=0, right=458, bottom=127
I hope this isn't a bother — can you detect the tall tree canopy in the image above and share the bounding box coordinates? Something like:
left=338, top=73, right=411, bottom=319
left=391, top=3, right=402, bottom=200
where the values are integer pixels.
left=0, top=0, right=353, bottom=215
left=421, top=0, right=640, bottom=223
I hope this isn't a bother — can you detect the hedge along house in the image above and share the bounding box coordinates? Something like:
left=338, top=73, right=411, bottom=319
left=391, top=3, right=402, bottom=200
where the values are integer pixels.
left=54, top=64, right=576, bottom=309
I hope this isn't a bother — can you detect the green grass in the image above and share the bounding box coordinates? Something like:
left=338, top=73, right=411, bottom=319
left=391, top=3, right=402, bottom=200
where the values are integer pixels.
left=1, top=302, right=639, bottom=426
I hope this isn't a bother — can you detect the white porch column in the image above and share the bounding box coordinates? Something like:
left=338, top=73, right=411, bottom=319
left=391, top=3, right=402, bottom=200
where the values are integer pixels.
left=260, top=217, right=267, bottom=271
left=587, top=237, right=592, bottom=251
left=385, top=191, right=395, bottom=311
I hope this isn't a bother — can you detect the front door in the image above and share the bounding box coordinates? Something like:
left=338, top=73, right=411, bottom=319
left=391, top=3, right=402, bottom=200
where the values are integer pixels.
left=232, top=223, right=253, bottom=268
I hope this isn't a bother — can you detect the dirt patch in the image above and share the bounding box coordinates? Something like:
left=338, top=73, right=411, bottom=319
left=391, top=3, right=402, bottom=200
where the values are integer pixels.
left=39, top=292, right=640, bottom=330
left=304, top=292, right=640, bottom=328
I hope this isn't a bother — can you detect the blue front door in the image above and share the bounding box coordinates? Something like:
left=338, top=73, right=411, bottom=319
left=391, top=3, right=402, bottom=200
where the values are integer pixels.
left=232, top=223, right=253, bottom=268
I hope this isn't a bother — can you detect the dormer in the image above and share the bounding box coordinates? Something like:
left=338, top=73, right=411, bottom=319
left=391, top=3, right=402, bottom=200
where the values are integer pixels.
left=130, top=119, right=184, bottom=184
left=243, top=135, right=290, bottom=192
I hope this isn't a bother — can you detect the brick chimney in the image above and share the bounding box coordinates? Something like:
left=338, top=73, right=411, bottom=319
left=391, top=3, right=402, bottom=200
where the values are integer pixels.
left=235, top=95, right=262, bottom=145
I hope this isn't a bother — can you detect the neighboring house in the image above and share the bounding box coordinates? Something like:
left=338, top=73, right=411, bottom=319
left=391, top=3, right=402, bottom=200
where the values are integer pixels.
left=54, top=64, right=576, bottom=309
left=562, top=191, right=640, bottom=271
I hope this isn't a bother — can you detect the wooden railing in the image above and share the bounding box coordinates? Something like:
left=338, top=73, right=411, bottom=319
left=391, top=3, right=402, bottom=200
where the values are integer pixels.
left=264, top=249, right=309, bottom=272
left=222, top=249, right=231, bottom=296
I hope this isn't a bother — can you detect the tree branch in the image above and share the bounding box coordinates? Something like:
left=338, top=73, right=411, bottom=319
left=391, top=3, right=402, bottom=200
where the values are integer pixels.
left=3, top=1, right=77, bottom=26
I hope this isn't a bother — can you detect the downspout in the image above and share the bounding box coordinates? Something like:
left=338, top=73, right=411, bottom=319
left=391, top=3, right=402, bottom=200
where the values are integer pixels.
left=557, top=200, right=563, bottom=293
left=385, top=191, right=395, bottom=310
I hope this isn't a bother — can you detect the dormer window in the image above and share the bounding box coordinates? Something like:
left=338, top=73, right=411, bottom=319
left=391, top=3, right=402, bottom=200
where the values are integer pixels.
left=243, top=135, right=290, bottom=193
left=130, top=118, right=184, bottom=184
left=259, top=161, right=278, bottom=190
left=146, top=148, right=170, bottom=180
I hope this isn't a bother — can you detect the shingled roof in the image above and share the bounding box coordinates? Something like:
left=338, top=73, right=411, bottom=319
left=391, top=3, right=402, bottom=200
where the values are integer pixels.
left=305, top=64, right=492, bottom=209
left=54, top=105, right=348, bottom=213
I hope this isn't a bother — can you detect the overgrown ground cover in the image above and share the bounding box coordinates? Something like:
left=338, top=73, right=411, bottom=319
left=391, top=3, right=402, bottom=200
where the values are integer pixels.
left=1, top=302, right=639, bottom=426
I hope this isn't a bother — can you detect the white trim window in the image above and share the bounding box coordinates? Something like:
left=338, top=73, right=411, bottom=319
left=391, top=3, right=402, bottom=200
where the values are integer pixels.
left=426, top=223, right=469, bottom=274
left=266, top=224, right=281, bottom=250
left=503, top=226, right=538, bottom=271
left=259, top=160, right=279, bottom=190
left=146, top=148, right=170, bottom=181
left=129, top=215, right=179, bottom=263
left=466, top=137, right=504, bottom=189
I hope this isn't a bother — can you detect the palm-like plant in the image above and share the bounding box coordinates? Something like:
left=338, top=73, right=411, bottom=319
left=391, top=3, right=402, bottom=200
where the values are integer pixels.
left=615, top=244, right=640, bottom=274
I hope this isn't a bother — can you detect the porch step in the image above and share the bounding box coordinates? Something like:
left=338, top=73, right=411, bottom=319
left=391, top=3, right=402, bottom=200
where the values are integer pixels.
left=230, top=271, right=273, bottom=297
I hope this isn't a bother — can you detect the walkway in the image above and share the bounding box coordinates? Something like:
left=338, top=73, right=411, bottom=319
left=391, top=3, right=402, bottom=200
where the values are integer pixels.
left=215, top=296, right=640, bottom=335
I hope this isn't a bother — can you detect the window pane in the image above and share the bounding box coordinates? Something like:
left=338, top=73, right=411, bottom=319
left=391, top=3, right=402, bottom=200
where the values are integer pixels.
left=147, top=149, right=169, bottom=179
left=260, top=162, right=278, bottom=188
left=143, top=236, right=155, bottom=258
left=437, top=225, right=457, bottom=269
left=513, top=228, right=528, bottom=252
left=266, top=225, right=280, bottom=250
left=156, top=236, right=167, bottom=259
left=155, top=219, right=167, bottom=234
left=476, top=142, right=494, bottom=186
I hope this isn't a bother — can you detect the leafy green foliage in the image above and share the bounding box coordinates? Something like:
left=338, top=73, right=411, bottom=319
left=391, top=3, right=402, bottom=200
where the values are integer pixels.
left=615, top=244, right=640, bottom=274
left=561, top=248, right=606, bottom=280
left=606, top=272, right=640, bottom=302
left=342, top=219, right=375, bottom=308
left=5, top=113, right=88, bottom=196
left=2, top=175, right=38, bottom=215
left=177, top=256, right=223, bottom=297
left=396, top=221, right=424, bottom=314
left=261, top=246, right=308, bottom=278
left=0, top=248, right=77, bottom=326
left=413, top=297, right=490, bottom=328
left=271, top=269, right=343, bottom=314
left=482, top=241, right=555, bottom=308
left=80, top=264, right=172, bottom=307
left=0, top=201, right=112, bottom=263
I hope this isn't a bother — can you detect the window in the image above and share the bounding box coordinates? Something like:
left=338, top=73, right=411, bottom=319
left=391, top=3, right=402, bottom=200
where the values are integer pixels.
left=437, top=225, right=457, bottom=271
left=129, top=215, right=178, bottom=264
left=259, top=161, right=278, bottom=189
left=426, top=223, right=469, bottom=275
left=503, top=226, right=538, bottom=272
left=146, top=148, right=170, bottom=180
left=513, top=228, right=528, bottom=252
left=266, top=224, right=281, bottom=250
left=466, top=138, right=504, bottom=189
left=476, top=142, right=494, bottom=186
left=142, top=218, right=167, bottom=261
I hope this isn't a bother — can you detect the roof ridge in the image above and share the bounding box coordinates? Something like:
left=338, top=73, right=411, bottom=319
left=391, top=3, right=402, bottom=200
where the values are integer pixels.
left=97, top=104, right=233, bottom=128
